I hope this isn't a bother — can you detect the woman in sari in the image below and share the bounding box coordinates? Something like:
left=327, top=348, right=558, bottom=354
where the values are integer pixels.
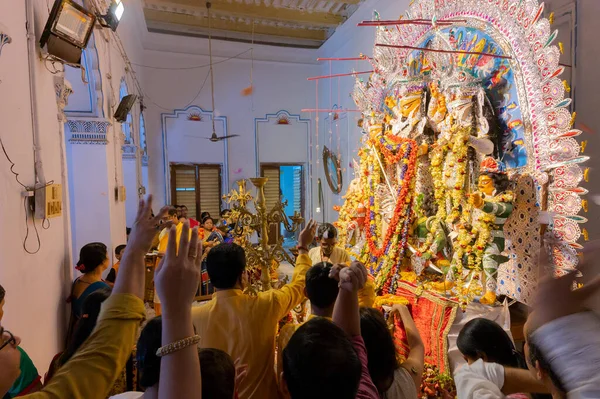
left=66, top=242, right=110, bottom=345
left=199, top=215, right=223, bottom=295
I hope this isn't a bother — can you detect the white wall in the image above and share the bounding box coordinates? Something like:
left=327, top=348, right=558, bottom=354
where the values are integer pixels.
left=141, top=48, right=320, bottom=212
left=311, top=0, right=411, bottom=222
left=0, top=0, right=73, bottom=372
left=0, top=0, right=145, bottom=372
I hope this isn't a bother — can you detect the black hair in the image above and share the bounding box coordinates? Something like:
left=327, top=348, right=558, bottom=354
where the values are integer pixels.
left=283, top=318, right=361, bottom=399
left=61, top=288, right=111, bottom=365
left=220, top=209, right=231, bottom=217
left=527, top=333, right=567, bottom=394
left=305, top=263, right=338, bottom=309
left=76, top=242, right=108, bottom=274
left=126, top=227, right=131, bottom=236
left=137, top=316, right=163, bottom=389
left=317, top=223, right=338, bottom=240
left=199, top=348, right=236, bottom=399
left=200, top=211, right=211, bottom=220
left=481, top=171, right=511, bottom=194
left=167, top=208, right=178, bottom=217
left=0, top=284, right=5, bottom=302
left=457, top=318, right=525, bottom=368
left=359, top=307, right=399, bottom=392
left=115, top=245, right=126, bottom=256
left=206, top=243, right=246, bottom=289
left=201, top=216, right=214, bottom=225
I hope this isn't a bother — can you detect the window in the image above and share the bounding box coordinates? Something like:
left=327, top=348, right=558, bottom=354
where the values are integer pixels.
left=260, top=164, right=304, bottom=247
left=170, top=164, right=222, bottom=220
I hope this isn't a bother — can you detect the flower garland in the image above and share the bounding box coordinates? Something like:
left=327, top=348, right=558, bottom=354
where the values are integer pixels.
left=373, top=294, right=410, bottom=308
left=468, top=191, right=515, bottom=270
left=365, top=139, right=418, bottom=259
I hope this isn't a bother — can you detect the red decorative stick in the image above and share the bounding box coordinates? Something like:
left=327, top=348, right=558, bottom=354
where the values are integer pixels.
left=301, top=109, right=362, bottom=113
left=307, top=70, right=373, bottom=81
left=358, top=18, right=465, bottom=26
left=376, top=44, right=513, bottom=60
left=316, top=57, right=372, bottom=61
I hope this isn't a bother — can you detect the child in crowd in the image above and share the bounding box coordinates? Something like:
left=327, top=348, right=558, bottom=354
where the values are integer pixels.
left=359, top=305, right=423, bottom=399
left=454, top=318, right=550, bottom=398
left=281, top=261, right=379, bottom=399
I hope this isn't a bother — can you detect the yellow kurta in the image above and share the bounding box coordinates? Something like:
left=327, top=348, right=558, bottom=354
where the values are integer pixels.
left=191, top=254, right=312, bottom=399
left=157, top=222, right=192, bottom=254
left=25, top=294, right=145, bottom=399
left=308, top=246, right=376, bottom=308
left=308, top=246, right=351, bottom=265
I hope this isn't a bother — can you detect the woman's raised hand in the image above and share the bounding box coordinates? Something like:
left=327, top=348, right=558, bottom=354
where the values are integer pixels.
left=155, top=222, right=202, bottom=314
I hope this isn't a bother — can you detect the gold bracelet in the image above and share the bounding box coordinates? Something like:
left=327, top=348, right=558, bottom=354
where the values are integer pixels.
left=156, top=335, right=201, bottom=357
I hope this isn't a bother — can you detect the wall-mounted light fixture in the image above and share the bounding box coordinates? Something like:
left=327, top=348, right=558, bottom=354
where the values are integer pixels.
left=40, top=0, right=95, bottom=64
left=98, top=0, right=125, bottom=32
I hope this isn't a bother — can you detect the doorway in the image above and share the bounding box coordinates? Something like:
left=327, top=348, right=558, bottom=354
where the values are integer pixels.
left=260, top=164, right=304, bottom=248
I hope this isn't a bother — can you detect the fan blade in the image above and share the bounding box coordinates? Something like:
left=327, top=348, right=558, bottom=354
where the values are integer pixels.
left=223, top=134, right=240, bottom=139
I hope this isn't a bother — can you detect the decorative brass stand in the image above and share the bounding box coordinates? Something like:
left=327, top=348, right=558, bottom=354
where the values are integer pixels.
left=224, top=178, right=304, bottom=291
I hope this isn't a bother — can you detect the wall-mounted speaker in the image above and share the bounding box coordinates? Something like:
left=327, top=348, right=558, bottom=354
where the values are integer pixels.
left=114, top=94, right=138, bottom=123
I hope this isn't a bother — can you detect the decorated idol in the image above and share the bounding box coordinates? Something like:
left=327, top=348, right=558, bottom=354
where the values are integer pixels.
left=469, top=157, right=514, bottom=305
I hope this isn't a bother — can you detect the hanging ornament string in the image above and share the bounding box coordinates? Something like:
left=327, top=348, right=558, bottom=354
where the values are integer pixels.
left=337, top=76, right=342, bottom=186
left=242, top=19, right=255, bottom=101
left=207, top=2, right=217, bottom=136
left=315, top=79, right=319, bottom=166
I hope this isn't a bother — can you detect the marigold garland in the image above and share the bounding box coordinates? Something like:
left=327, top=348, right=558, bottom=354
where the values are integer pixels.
left=365, top=138, right=418, bottom=259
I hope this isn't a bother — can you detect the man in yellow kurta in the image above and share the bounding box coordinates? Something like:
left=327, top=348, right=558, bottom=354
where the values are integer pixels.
left=308, top=223, right=376, bottom=307
left=192, top=221, right=317, bottom=399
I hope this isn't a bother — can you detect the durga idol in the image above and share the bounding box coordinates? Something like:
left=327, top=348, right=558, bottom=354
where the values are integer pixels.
left=468, top=157, right=514, bottom=305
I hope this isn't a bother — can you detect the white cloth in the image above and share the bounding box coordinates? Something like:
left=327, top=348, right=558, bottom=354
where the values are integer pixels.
left=448, top=301, right=511, bottom=373
left=109, top=393, right=143, bottom=399
left=454, top=359, right=505, bottom=399
left=383, top=367, right=418, bottom=399
left=533, top=312, right=600, bottom=398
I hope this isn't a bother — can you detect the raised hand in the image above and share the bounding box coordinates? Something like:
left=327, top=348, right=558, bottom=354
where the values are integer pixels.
left=128, top=195, right=173, bottom=255
left=529, top=240, right=600, bottom=332
left=155, top=222, right=202, bottom=315
left=335, top=261, right=368, bottom=293
left=298, top=220, right=318, bottom=250
left=115, top=195, right=172, bottom=298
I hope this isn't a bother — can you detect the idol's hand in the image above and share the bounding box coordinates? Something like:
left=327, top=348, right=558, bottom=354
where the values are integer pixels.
left=468, top=192, right=484, bottom=209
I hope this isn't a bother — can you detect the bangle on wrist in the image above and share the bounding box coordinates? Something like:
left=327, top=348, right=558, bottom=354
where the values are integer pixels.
left=297, top=246, right=309, bottom=252
left=156, top=335, right=201, bottom=357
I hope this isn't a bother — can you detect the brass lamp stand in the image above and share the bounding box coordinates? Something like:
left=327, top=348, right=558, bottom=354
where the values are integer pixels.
left=224, top=178, right=304, bottom=291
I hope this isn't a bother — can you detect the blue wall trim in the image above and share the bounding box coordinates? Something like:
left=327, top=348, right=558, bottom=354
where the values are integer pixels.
left=254, top=110, right=312, bottom=219
left=161, top=105, right=229, bottom=204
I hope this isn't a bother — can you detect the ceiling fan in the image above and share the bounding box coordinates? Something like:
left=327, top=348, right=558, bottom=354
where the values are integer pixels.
left=203, top=2, right=240, bottom=143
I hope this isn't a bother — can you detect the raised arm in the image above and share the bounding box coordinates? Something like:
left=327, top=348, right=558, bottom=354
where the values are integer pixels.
left=501, top=367, right=550, bottom=395
left=331, top=261, right=368, bottom=336
left=155, top=222, right=203, bottom=399
left=29, top=196, right=170, bottom=399
left=392, top=304, right=424, bottom=390
left=268, top=220, right=317, bottom=319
